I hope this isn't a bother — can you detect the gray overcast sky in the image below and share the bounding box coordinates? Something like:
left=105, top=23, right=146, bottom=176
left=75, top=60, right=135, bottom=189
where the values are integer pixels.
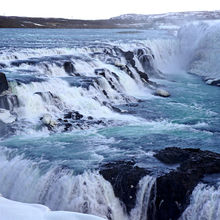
left=0, top=0, right=220, bottom=19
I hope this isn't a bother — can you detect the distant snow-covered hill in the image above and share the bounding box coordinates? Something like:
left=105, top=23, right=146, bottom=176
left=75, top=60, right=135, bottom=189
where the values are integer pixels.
left=110, top=11, right=220, bottom=29
left=111, top=11, right=220, bottom=21
left=1, top=10, right=220, bottom=29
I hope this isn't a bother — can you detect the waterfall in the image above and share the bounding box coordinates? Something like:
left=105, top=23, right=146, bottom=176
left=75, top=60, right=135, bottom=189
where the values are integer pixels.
left=0, top=149, right=157, bottom=220
left=176, top=21, right=220, bottom=84
left=180, top=183, right=220, bottom=220
left=1, top=25, right=220, bottom=220
left=0, top=43, right=162, bottom=134
left=129, top=175, right=156, bottom=220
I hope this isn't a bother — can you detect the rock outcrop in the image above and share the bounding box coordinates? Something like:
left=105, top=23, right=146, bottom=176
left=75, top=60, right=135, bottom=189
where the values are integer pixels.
left=148, top=147, right=220, bottom=220
left=0, top=72, right=9, bottom=94
left=64, top=111, right=83, bottom=120
left=0, top=73, right=19, bottom=111
left=40, top=114, right=57, bottom=129
left=99, top=148, right=220, bottom=220
left=64, top=62, right=75, bottom=75
left=100, top=161, right=149, bottom=213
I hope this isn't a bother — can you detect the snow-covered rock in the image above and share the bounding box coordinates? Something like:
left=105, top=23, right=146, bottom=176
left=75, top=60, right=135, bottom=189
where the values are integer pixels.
left=41, top=114, right=57, bottom=127
left=155, top=89, right=170, bottom=97
left=0, top=196, right=105, bottom=220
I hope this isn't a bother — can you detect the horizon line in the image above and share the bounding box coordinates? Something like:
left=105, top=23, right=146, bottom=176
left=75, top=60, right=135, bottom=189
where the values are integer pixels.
left=1, top=9, right=220, bottom=21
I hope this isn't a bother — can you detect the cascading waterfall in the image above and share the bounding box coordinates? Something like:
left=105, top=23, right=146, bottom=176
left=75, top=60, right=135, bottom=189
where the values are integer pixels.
left=0, top=25, right=220, bottom=220
left=129, top=176, right=156, bottom=220
left=180, top=183, right=220, bottom=220
left=0, top=149, right=157, bottom=220
left=177, top=21, right=220, bottom=85
left=1, top=43, right=164, bottom=134
left=0, top=150, right=126, bottom=219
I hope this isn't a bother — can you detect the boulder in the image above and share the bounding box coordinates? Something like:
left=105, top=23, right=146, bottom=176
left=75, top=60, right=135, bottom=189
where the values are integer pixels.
left=0, top=72, right=9, bottom=94
left=40, top=114, right=57, bottom=129
left=73, top=111, right=83, bottom=120
left=63, top=62, right=75, bottom=75
left=64, top=111, right=83, bottom=120
left=0, top=108, right=16, bottom=124
left=155, top=89, right=170, bottom=97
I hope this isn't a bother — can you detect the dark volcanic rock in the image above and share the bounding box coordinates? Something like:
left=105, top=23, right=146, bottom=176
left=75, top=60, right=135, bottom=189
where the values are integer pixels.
left=154, top=147, right=199, bottom=164
left=120, top=50, right=150, bottom=83
left=111, top=72, right=119, bottom=81
left=137, top=70, right=149, bottom=82
left=95, top=69, right=106, bottom=77
left=123, top=51, right=135, bottom=67
left=102, top=90, right=108, bottom=98
left=149, top=147, right=220, bottom=220
left=139, top=54, right=152, bottom=69
left=100, top=160, right=150, bottom=213
left=64, top=112, right=72, bottom=119
left=124, top=65, right=135, bottom=79
left=64, top=62, right=75, bottom=75
left=64, top=123, right=72, bottom=131
left=72, top=111, right=83, bottom=120
left=64, top=111, right=83, bottom=120
left=99, top=148, right=220, bottom=220
left=0, top=63, right=6, bottom=68
left=0, top=72, right=9, bottom=94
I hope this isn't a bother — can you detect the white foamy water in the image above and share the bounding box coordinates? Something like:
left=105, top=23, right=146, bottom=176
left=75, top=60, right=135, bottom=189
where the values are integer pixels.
left=0, top=23, right=220, bottom=220
left=178, top=22, right=220, bottom=83
left=0, top=149, right=157, bottom=220
left=180, top=183, right=220, bottom=220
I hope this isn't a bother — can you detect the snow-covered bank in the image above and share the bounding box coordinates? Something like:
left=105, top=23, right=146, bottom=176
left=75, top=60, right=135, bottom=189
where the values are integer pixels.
left=0, top=196, right=105, bottom=220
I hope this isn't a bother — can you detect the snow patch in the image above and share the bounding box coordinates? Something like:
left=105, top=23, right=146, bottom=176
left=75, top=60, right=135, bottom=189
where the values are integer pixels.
left=0, top=196, right=105, bottom=220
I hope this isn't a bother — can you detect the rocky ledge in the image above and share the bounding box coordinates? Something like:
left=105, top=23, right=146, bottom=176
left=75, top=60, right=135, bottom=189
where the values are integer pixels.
left=100, top=161, right=150, bottom=213
left=150, top=147, right=220, bottom=220
left=100, top=147, right=220, bottom=220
